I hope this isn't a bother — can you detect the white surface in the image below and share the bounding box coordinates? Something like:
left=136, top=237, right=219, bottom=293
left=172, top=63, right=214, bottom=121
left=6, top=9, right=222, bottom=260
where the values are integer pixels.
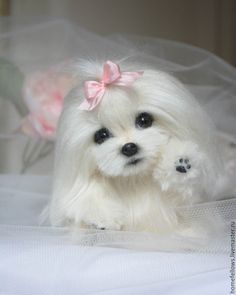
left=0, top=175, right=231, bottom=295
left=0, top=241, right=228, bottom=295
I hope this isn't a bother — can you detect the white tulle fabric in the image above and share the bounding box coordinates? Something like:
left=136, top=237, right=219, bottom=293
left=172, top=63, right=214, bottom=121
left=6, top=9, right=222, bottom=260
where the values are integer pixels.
left=0, top=19, right=235, bottom=294
left=0, top=175, right=232, bottom=294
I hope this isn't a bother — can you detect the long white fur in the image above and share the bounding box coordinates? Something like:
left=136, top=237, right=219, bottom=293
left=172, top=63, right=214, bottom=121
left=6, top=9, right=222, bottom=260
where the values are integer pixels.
left=49, top=59, right=224, bottom=234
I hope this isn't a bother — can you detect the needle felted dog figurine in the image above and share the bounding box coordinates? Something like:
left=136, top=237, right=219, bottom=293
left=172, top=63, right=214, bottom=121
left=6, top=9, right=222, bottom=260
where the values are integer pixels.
left=49, top=59, right=222, bottom=234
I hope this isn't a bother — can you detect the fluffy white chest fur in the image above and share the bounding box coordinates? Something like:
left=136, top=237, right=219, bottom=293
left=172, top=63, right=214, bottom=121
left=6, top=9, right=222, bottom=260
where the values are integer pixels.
left=49, top=59, right=223, bottom=234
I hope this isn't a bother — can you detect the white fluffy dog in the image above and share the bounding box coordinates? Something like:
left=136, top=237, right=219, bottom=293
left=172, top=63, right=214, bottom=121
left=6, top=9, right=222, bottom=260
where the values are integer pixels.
left=49, top=59, right=223, bottom=235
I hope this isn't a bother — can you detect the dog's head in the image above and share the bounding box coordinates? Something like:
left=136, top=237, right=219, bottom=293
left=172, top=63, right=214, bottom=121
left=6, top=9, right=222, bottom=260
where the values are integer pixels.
left=54, top=59, right=218, bottom=184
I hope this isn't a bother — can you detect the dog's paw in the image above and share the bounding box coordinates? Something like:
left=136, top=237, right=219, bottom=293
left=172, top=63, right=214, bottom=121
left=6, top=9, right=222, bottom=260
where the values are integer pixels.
left=153, top=139, right=207, bottom=197
left=175, top=158, right=192, bottom=173
left=86, top=219, right=123, bottom=231
left=91, top=224, right=106, bottom=230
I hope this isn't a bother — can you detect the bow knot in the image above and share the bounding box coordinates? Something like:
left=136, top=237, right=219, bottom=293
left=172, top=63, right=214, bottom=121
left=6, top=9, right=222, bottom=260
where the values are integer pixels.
left=79, top=60, right=143, bottom=111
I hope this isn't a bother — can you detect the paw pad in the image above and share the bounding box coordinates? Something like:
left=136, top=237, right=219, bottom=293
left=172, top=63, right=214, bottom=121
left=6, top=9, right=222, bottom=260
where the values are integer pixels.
left=175, top=158, right=191, bottom=173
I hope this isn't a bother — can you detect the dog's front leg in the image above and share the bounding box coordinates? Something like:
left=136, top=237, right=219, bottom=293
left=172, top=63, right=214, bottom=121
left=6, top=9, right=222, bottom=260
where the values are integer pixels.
left=69, top=179, right=126, bottom=231
left=153, top=139, right=207, bottom=202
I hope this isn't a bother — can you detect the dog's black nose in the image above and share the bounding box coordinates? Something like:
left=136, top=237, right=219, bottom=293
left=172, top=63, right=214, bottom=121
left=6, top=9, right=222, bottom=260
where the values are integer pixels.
left=121, top=143, right=139, bottom=157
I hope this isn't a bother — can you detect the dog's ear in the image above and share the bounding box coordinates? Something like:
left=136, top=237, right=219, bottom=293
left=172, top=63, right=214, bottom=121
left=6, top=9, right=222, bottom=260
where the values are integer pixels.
left=50, top=140, right=88, bottom=226
left=49, top=96, right=95, bottom=226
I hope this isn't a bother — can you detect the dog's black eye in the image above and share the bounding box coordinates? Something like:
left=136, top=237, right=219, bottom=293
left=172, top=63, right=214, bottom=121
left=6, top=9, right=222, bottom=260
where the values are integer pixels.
left=94, top=128, right=111, bottom=144
left=135, top=112, right=153, bottom=129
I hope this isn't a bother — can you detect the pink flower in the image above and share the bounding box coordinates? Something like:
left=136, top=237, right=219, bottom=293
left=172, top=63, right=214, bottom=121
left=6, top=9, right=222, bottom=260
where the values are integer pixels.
left=21, top=67, right=74, bottom=139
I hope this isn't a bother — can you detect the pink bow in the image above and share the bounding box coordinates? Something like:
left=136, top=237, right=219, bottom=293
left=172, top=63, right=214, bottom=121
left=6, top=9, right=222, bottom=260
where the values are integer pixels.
left=79, top=60, right=143, bottom=111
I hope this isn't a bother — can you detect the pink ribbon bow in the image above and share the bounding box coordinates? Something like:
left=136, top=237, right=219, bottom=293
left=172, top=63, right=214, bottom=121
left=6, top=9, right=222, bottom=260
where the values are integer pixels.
left=79, top=60, right=143, bottom=111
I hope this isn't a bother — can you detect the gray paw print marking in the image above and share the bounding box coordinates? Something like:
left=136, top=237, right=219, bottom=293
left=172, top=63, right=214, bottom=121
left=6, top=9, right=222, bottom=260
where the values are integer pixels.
left=91, top=223, right=106, bottom=230
left=175, top=158, right=191, bottom=173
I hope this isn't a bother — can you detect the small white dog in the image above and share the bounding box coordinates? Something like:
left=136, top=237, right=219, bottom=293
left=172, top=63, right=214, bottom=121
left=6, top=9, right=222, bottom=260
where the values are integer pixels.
left=49, top=59, right=223, bottom=235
